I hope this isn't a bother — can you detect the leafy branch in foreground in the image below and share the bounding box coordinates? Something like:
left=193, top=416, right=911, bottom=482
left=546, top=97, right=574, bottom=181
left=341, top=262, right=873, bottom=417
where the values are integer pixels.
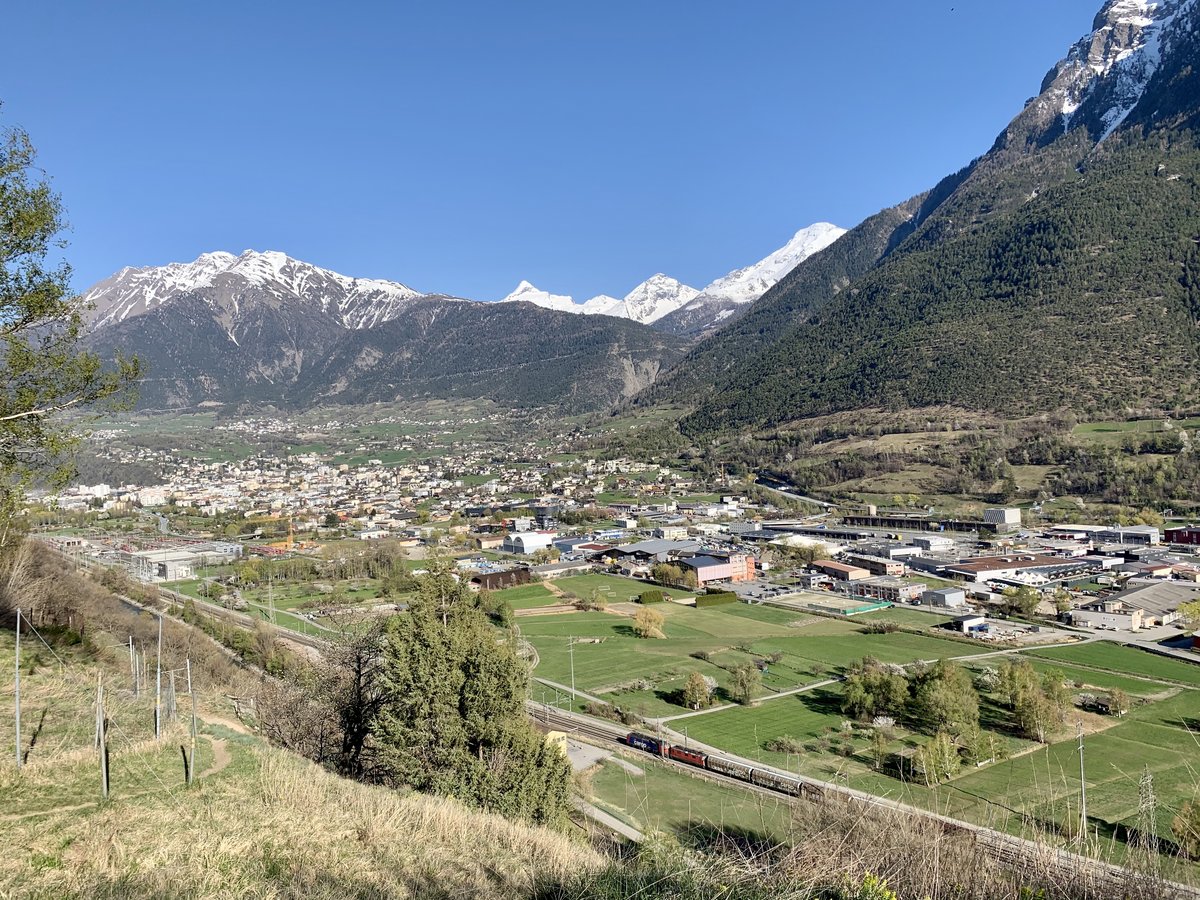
left=0, top=114, right=141, bottom=551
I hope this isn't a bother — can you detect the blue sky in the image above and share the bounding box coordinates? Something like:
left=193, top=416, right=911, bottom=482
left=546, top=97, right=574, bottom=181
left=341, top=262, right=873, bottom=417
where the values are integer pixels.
left=2, top=1, right=1100, bottom=301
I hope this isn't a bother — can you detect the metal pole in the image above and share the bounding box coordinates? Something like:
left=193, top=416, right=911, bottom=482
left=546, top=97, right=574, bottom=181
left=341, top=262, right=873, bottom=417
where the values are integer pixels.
left=169, top=670, right=177, bottom=722
left=1077, top=723, right=1087, bottom=842
left=187, top=658, right=197, bottom=786
left=128, top=635, right=136, bottom=695
left=155, top=616, right=163, bottom=740
left=97, top=673, right=109, bottom=800
left=14, top=608, right=20, bottom=771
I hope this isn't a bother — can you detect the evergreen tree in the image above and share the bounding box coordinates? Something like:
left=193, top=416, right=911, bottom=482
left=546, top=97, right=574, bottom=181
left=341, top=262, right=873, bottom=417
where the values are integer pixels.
left=374, top=567, right=571, bottom=826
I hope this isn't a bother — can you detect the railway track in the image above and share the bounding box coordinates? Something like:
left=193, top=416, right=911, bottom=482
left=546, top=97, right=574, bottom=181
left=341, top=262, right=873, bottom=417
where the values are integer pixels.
left=58, top=550, right=331, bottom=654
left=535, top=703, right=1200, bottom=898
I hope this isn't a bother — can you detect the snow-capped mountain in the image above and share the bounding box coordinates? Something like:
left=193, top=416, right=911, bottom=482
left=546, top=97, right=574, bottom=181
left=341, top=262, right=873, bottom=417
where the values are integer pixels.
left=613, top=275, right=699, bottom=323
left=498, top=274, right=699, bottom=324
left=84, top=249, right=428, bottom=331
left=1009, top=0, right=1198, bottom=145
left=496, top=224, right=850, bottom=337
left=692, top=223, right=847, bottom=307
left=496, top=280, right=582, bottom=315
left=654, top=222, right=846, bottom=335
left=83, top=253, right=689, bottom=412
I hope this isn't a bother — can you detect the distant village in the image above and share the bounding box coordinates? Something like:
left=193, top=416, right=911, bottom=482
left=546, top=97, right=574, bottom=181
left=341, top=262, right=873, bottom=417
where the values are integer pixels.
left=36, top=423, right=1200, bottom=649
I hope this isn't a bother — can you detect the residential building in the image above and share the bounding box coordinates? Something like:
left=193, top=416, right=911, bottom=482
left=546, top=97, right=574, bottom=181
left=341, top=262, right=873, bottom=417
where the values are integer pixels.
left=652, top=526, right=689, bottom=541
left=845, top=553, right=906, bottom=577
left=726, top=553, right=756, bottom=582
left=472, top=533, right=505, bottom=551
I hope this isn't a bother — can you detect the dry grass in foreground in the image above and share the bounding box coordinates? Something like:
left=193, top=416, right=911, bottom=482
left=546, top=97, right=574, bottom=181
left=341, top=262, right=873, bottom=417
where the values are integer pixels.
left=0, top=741, right=602, bottom=900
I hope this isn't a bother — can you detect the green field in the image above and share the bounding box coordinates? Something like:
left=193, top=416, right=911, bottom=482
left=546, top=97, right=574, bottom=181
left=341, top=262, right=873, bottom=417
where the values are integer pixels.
left=939, top=689, right=1200, bottom=843
left=1026, top=643, right=1200, bottom=687
left=856, top=607, right=956, bottom=628
left=552, top=574, right=694, bottom=602
left=1010, top=658, right=1175, bottom=698
left=586, top=754, right=797, bottom=843
left=495, top=582, right=560, bottom=609
left=1073, top=417, right=1200, bottom=446
left=523, top=604, right=973, bottom=718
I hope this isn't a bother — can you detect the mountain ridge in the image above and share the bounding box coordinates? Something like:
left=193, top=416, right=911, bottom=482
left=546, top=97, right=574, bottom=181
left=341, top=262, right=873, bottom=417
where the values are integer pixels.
left=647, top=0, right=1200, bottom=433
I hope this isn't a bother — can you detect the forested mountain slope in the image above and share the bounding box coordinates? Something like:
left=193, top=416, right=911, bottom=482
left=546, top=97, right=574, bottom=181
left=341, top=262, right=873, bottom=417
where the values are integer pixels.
left=645, top=0, right=1200, bottom=434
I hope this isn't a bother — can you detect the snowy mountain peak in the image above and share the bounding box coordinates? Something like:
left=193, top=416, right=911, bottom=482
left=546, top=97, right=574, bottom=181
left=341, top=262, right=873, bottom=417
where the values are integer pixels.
left=498, top=274, right=698, bottom=323
left=688, top=222, right=847, bottom=308
left=1039, top=0, right=1197, bottom=140
left=616, top=274, right=699, bottom=324
left=497, top=281, right=579, bottom=313
left=84, top=250, right=426, bottom=331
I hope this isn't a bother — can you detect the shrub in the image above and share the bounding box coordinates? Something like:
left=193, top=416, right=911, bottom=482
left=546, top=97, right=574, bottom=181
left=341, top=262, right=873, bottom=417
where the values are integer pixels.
left=862, top=620, right=900, bottom=634
left=764, top=735, right=806, bottom=754
left=638, top=589, right=666, bottom=604
left=695, top=592, right=737, bottom=608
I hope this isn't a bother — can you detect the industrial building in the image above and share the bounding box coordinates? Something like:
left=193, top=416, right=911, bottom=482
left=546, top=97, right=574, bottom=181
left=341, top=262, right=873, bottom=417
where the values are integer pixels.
left=923, top=586, right=968, bottom=609
left=845, top=576, right=926, bottom=603
left=1070, top=600, right=1145, bottom=632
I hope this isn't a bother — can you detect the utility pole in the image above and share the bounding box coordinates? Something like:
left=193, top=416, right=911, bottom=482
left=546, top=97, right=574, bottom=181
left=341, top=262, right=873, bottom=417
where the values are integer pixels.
left=155, top=616, right=163, bottom=740
left=186, top=658, right=197, bottom=787
left=1077, top=723, right=1087, bottom=843
left=128, top=636, right=136, bottom=695
left=14, top=608, right=21, bottom=771
left=168, top=669, right=177, bottom=722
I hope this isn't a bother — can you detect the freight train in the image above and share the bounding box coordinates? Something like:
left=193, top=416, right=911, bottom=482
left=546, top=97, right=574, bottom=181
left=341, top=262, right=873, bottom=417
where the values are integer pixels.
left=623, top=732, right=823, bottom=801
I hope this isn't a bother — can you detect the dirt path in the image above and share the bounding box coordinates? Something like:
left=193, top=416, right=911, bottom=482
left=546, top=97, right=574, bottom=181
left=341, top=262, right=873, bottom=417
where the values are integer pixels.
left=199, top=737, right=232, bottom=778
left=2, top=735, right=233, bottom=824
left=2, top=801, right=100, bottom=824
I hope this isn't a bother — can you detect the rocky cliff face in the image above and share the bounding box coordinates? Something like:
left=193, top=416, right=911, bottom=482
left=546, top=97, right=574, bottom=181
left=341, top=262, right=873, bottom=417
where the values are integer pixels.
left=1003, top=0, right=1198, bottom=146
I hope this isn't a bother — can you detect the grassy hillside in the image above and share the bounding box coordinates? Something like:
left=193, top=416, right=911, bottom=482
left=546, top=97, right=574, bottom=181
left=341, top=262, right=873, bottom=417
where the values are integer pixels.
left=0, top=628, right=601, bottom=899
